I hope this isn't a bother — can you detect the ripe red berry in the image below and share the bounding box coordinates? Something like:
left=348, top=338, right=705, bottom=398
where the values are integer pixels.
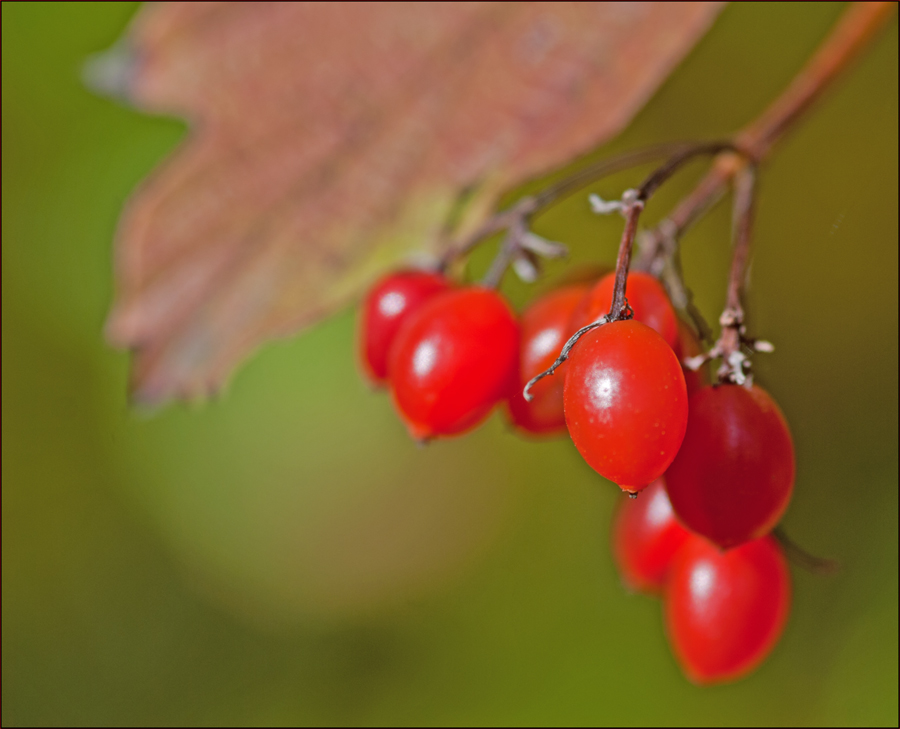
left=571, top=271, right=679, bottom=352
left=665, top=383, right=795, bottom=549
left=389, top=287, right=519, bottom=440
left=665, top=534, right=791, bottom=685
left=507, top=283, right=591, bottom=436
left=674, top=318, right=709, bottom=395
left=611, top=477, right=691, bottom=594
left=564, top=319, right=688, bottom=493
left=358, top=269, right=452, bottom=385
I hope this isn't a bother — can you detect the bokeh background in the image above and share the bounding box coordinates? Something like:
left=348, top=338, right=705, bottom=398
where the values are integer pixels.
left=3, top=3, right=897, bottom=725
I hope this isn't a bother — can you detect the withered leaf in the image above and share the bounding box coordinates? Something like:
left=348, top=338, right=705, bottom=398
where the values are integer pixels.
left=97, top=2, right=723, bottom=403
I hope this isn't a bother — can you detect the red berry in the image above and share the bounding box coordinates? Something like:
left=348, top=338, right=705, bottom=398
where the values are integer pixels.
left=507, top=283, right=591, bottom=436
left=358, top=269, right=452, bottom=385
left=564, top=320, right=688, bottom=493
left=665, top=384, right=795, bottom=549
left=665, top=534, right=791, bottom=685
left=611, top=477, right=691, bottom=594
left=389, top=287, right=519, bottom=440
left=571, top=271, right=679, bottom=352
left=674, top=318, right=709, bottom=395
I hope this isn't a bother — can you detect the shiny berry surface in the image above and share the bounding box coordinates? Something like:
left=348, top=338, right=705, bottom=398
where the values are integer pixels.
left=358, top=270, right=451, bottom=385
left=571, top=271, right=679, bottom=351
left=564, top=320, right=688, bottom=492
left=507, top=283, right=590, bottom=436
left=665, top=384, right=795, bottom=549
left=665, top=534, right=791, bottom=685
left=390, top=287, right=519, bottom=440
left=612, top=478, right=691, bottom=594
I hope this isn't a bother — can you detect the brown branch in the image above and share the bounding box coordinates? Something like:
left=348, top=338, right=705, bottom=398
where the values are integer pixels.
left=439, top=144, right=694, bottom=271
left=608, top=199, right=644, bottom=320
left=603, top=143, right=740, bottom=320
left=466, top=142, right=735, bottom=288
left=774, top=526, right=841, bottom=576
left=738, top=1, right=897, bottom=160
left=636, top=1, right=897, bottom=269
left=680, top=166, right=777, bottom=383
left=717, top=165, right=756, bottom=383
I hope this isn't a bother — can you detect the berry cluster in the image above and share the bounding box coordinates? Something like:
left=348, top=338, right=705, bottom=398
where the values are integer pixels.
left=359, top=271, right=518, bottom=440
left=613, top=479, right=791, bottom=684
left=358, top=262, right=797, bottom=684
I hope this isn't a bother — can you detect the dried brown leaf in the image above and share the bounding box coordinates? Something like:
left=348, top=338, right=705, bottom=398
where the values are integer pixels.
left=97, top=1, right=724, bottom=403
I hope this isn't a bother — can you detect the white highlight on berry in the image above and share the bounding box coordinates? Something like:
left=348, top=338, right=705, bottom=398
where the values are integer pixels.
left=646, top=483, right=674, bottom=527
left=412, top=339, right=438, bottom=377
left=378, top=291, right=405, bottom=317
left=690, top=560, right=715, bottom=603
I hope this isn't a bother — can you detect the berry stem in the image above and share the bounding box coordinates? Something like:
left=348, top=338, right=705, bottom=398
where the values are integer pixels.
left=635, top=143, right=740, bottom=202
left=774, top=526, right=840, bottom=576
left=607, top=198, right=643, bottom=321
left=716, top=165, right=756, bottom=383
left=680, top=167, right=774, bottom=384
left=526, top=141, right=744, bottom=395
left=522, top=317, right=608, bottom=401
left=607, top=142, right=740, bottom=321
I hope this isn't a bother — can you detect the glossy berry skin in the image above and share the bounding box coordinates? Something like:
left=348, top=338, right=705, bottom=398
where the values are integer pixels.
left=571, top=271, right=679, bottom=352
left=390, top=287, right=519, bottom=440
left=612, top=477, right=691, bottom=594
left=507, top=283, right=590, bottom=435
left=359, top=270, right=452, bottom=385
left=564, top=320, right=688, bottom=493
left=665, top=534, right=791, bottom=685
left=675, top=318, right=710, bottom=395
left=665, top=384, right=795, bottom=549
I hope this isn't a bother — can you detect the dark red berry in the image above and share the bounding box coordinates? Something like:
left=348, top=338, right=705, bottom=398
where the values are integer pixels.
left=665, top=383, right=795, bottom=549
left=389, top=287, right=519, bottom=440
left=665, top=534, right=791, bottom=685
left=571, top=271, right=679, bottom=352
left=507, top=283, right=591, bottom=436
left=564, top=320, right=688, bottom=493
left=358, top=269, right=452, bottom=385
left=611, top=477, right=691, bottom=594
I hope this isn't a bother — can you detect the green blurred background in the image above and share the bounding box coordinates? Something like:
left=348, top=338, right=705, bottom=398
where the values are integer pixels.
left=3, top=3, right=897, bottom=725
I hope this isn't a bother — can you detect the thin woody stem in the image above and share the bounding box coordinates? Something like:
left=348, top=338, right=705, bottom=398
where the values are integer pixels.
left=774, top=526, right=840, bottom=575
left=527, top=142, right=741, bottom=392
left=608, top=201, right=643, bottom=320
left=472, top=141, right=736, bottom=288
left=637, top=1, right=896, bottom=269
left=439, top=145, right=685, bottom=270
left=727, top=165, right=755, bottom=316
left=738, top=1, right=896, bottom=159
left=717, top=164, right=756, bottom=379
left=531, top=142, right=699, bottom=209
left=608, top=142, right=740, bottom=320
left=636, top=142, right=740, bottom=201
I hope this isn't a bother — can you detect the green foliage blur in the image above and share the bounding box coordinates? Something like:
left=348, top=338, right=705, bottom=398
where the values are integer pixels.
left=3, top=3, right=897, bottom=725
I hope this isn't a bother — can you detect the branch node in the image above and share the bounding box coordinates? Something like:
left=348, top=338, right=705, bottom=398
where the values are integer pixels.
left=588, top=193, right=625, bottom=215
left=719, top=307, right=744, bottom=329
left=589, top=188, right=643, bottom=217
left=520, top=231, right=568, bottom=259
left=683, top=353, right=712, bottom=372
